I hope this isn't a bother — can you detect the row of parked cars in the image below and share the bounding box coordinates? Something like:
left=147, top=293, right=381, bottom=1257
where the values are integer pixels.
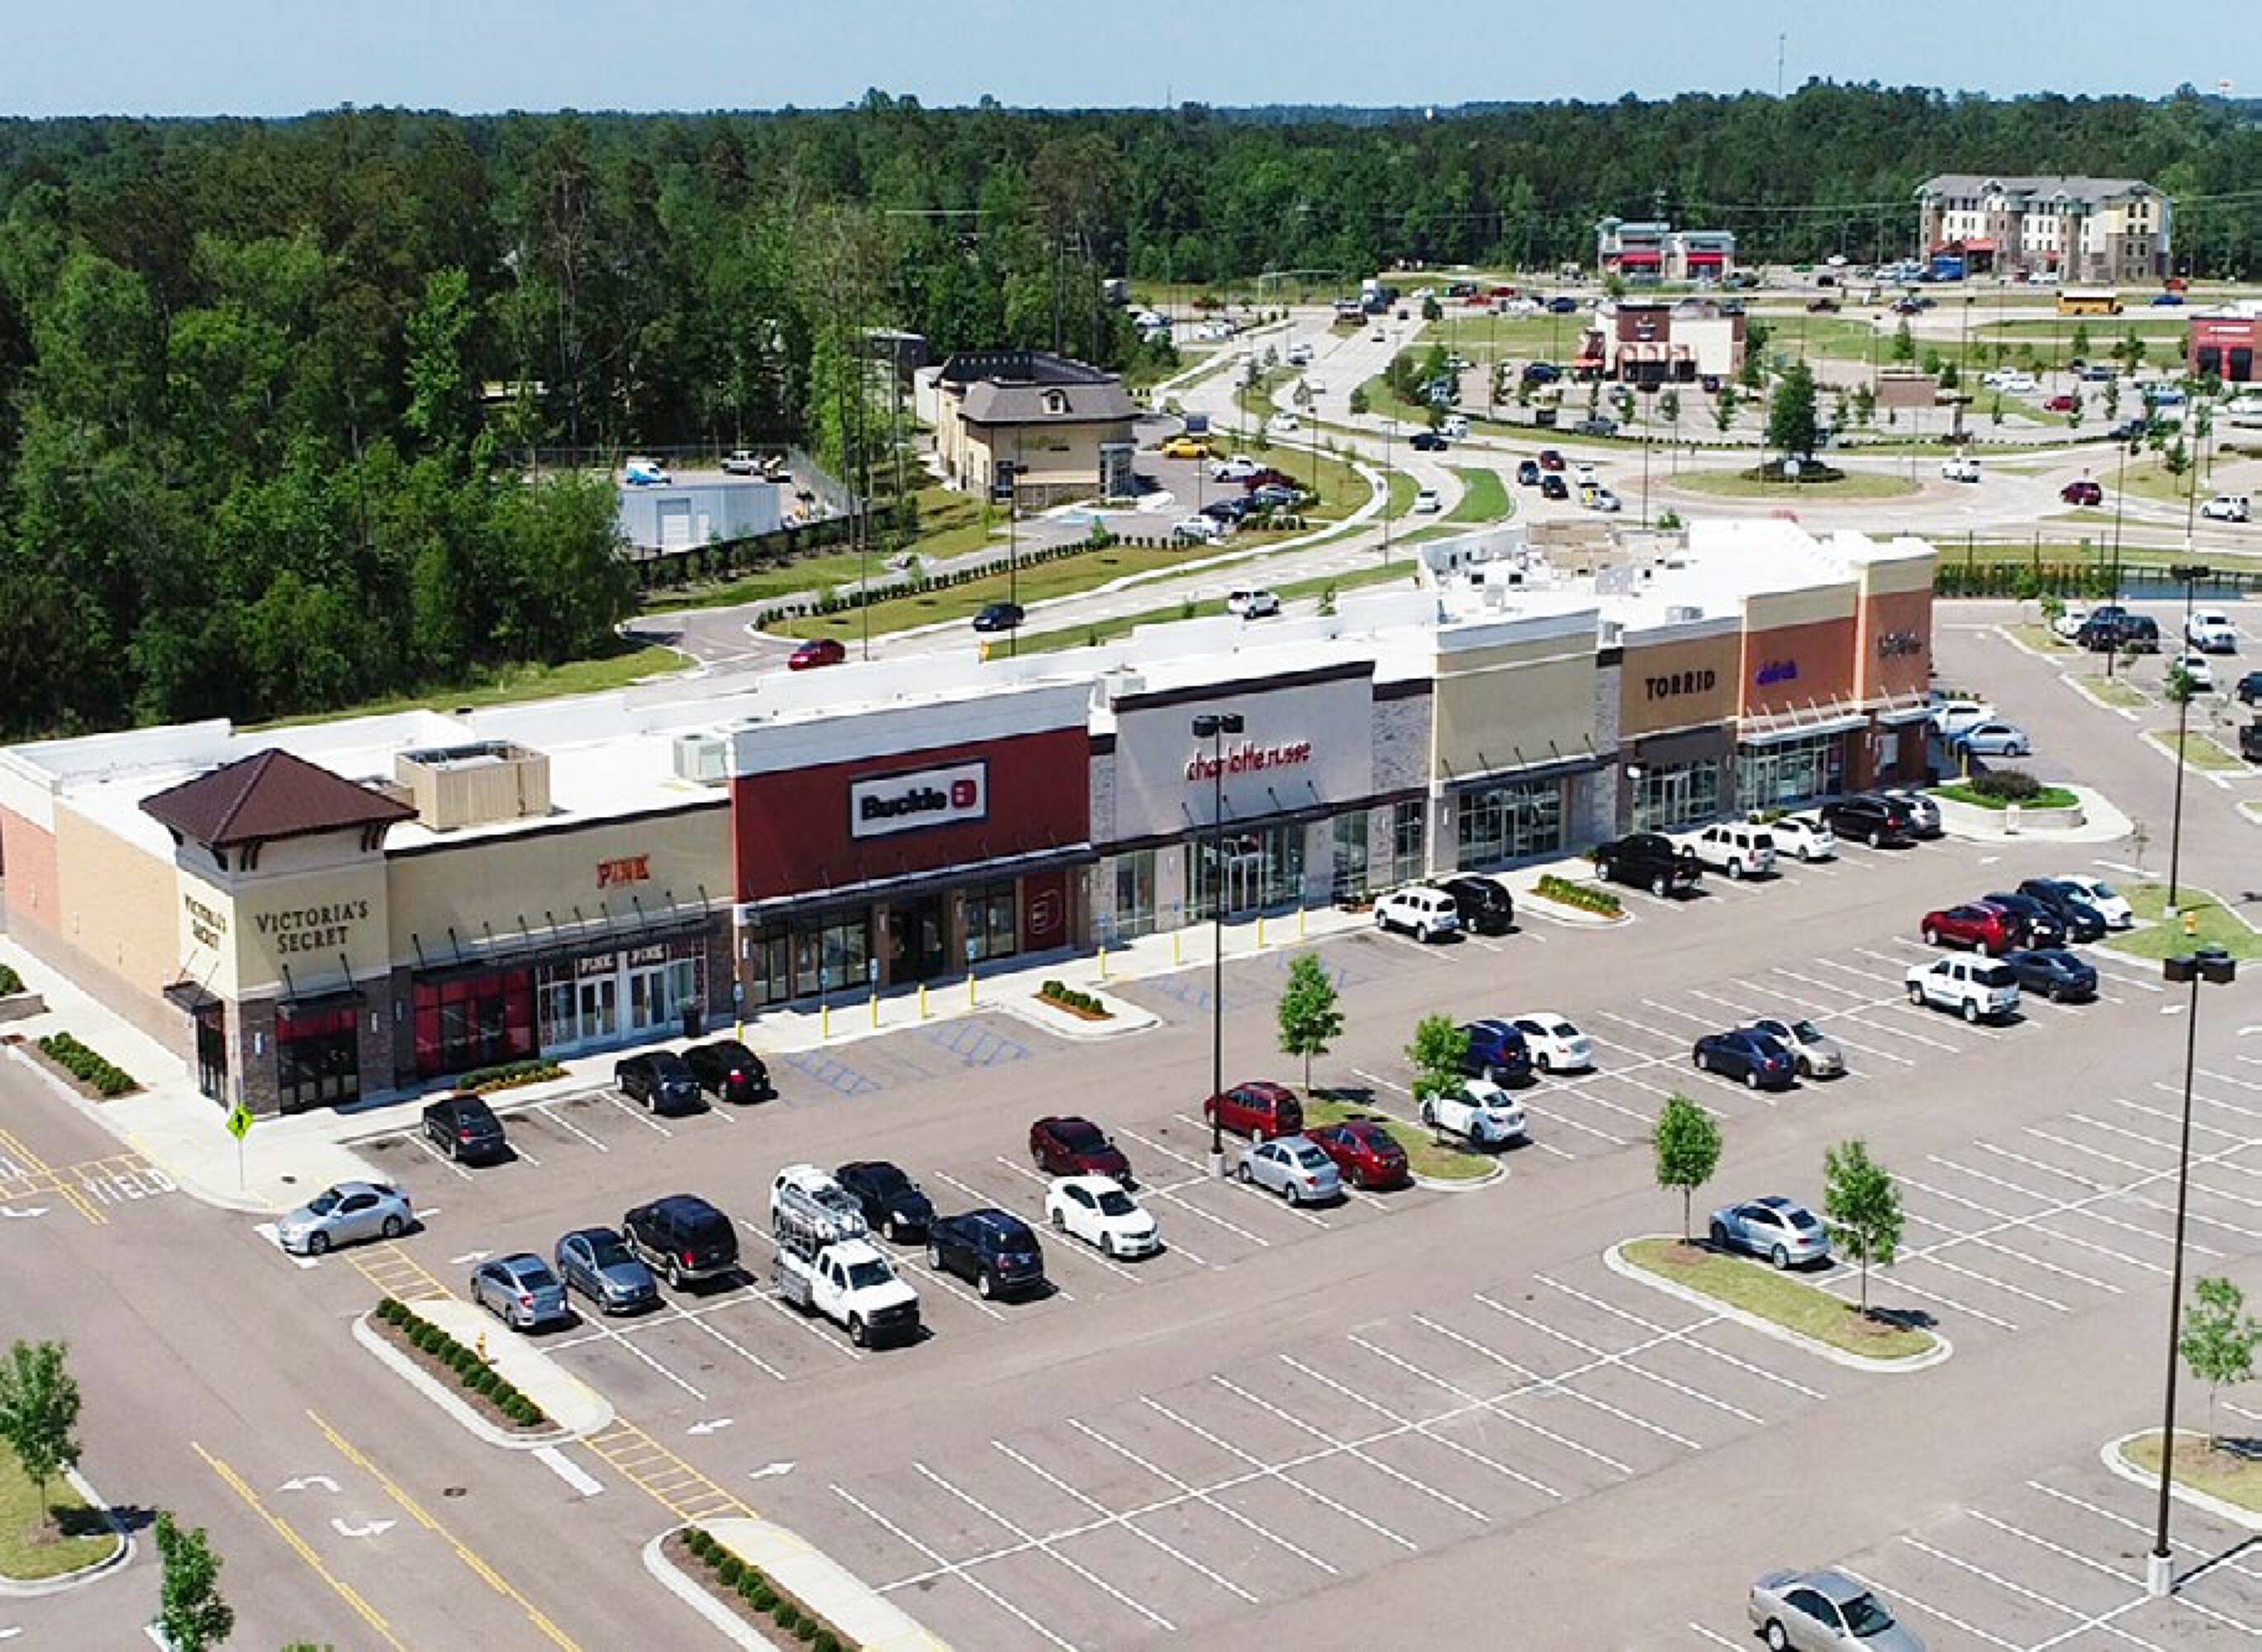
left=1905, top=872, right=2133, bottom=1023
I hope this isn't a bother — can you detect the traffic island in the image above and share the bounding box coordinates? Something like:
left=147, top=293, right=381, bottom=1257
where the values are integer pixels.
left=355, top=1298, right=611, bottom=1450
left=1609, top=1237, right=1951, bottom=1373
left=1007, top=980, right=1159, bottom=1041
left=0, top=1456, right=130, bottom=1597
left=2106, top=1430, right=2262, bottom=1531
left=649, top=1519, right=948, bottom=1652
left=1521, top=874, right=1631, bottom=927
left=2104, top=883, right=2262, bottom=965
left=1304, top=1094, right=1503, bottom=1189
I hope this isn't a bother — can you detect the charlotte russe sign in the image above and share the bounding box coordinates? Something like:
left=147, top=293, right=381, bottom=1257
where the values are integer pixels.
left=1183, top=739, right=1313, bottom=783
left=850, top=761, right=988, bottom=839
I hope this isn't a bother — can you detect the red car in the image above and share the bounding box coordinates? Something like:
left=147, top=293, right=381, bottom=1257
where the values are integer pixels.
left=1921, top=902, right=2024, bottom=956
left=1537, top=449, right=1567, bottom=472
left=1029, top=1116, right=1134, bottom=1187
left=787, top=638, right=847, bottom=671
left=1201, top=1081, right=1304, bottom=1140
left=2044, top=394, right=2078, bottom=415
left=2060, top=478, right=2103, bottom=506
left=1238, top=468, right=1299, bottom=492
left=1304, top=1121, right=1409, bottom=1189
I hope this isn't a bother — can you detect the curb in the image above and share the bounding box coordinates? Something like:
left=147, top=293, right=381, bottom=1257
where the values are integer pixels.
left=352, top=1313, right=581, bottom=1451
left=1604, top=1238, right=1954, bottom=1374
left=0, top=1465, right=135, bottom=1597
left=2100, top=1431, right=2262, bottom=1532
left=643, top=1531, right=779, bottom=1650
left=1411, top=1161, right=1506, bottom=1193
left=1519, top=895, right=1634, bottom=929
left=996, top=992, right=1162, bottom=1042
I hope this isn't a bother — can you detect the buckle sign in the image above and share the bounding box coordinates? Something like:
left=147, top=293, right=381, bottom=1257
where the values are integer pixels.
left=850, top=761, right=988, bottom=838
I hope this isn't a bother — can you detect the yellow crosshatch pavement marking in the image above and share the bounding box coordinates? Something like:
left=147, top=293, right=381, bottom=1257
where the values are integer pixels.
left=583, top=1417, right=756, bottom=1524
left=349, top=1240, right=452, bottom=1302
left=0, top=1126, right=109, bottom=1225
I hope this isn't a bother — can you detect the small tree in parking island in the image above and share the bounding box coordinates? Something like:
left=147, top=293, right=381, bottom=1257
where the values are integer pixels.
left=1276, top=953, right=1344, bottom=1093
left=1823, top=1139, right=1903, bottom=1318
left=1652, top=1096, right=1722, bottom=1244
left=1407, top=1014, right=1470, bottom=1105
left=0, top=1339, right=81, bottom=1536
left=2180, top=1275, right=2262, bottom=1452
left=156, top=1512, right=234, bottom=1652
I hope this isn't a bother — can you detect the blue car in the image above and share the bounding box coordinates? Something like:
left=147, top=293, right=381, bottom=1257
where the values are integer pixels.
left=1692, top=1028, right=1796, bottom=1090
left=1459, top=1019, right=1533, bottom=1085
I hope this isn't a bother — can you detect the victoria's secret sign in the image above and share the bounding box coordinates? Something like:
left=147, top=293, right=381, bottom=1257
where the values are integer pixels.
left=1184, top=740, right=1314, bottom=783
left=254, top=897, right=371, bottom=956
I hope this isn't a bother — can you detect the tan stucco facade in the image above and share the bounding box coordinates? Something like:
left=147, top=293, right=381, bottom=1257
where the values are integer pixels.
left=1618, top=628, right=1742, bottom=740
left=1432, top=629, right=1599, bottom=781
left=55, top=805, right=178, bottom=993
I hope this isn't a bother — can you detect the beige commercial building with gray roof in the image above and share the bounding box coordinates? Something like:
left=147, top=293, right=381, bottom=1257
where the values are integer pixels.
left=932, top=349, right=1138, bottom=508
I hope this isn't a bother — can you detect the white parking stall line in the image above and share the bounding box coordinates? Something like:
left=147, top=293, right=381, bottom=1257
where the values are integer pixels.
left=2077, top=1106, right=2261, bottom=1191
left=2091, top=960, right=2166, bottom=994
left=1063, top=1417, right=1339, bottom=1578
left=1748, top=979, right=1932, bottom=1062
left=658, top=1302, right=791, bottom=1382
left=1129, top=1127, right=1328, bottom=1231
left=1813, top=1256, right=2022, bottom=1333
left=728, top=1223, right=870, bottom=1359
left=1841, top=1555, right=2027, bottom=1651
left=1918, top=1523, right=2183, bottom=1652
left=2025, top=1128, right=2262, bottom=1212
left=1477, top=1297, right=1766, bottom=1426
left=1810, top=955, right=1904, bottom=990
left=534, top=1104, right=611, bottom=1152
left=403, top=1132, right=478, bottom=1183
left=991, top=1441, right=1260, bottom=1607
left=1770, top=969, right=1964, bottom=1053
left=2156, top=1078, right=2262, bottom=1124
left=549, top=1313, right=710, bottom=1401
left=1533, top=1276, right=1827, bottom=1403
left=840, top=1486, right=1077, bottom=1651
left=1169, top=1114, right=1388, bottom=1209
left=1230, top=1368, right=1492, bottom=1525
left=1354, top=1332, right=1628, bottom=1478
left=1276, top=1352, right=1557, bottom=1502
left=2023, top=1481, right=2262, bottom=1596
left=1114, top=1132, right=1275, bottom=1247
left=899, top=1251, right=1013, bottom=1320
left=2199, top=1065, right=2262, bottom=1093
left=1901, top=1208, right=2122, bottom=1295
left=1687, top=986, right=1915, bottom=1067
left=1411, top=1313, right=1701, bottom=1451
left=1903, top=1170, right=2198, bottom=1270
left=1350, top=1068, right=1411, bottom=1097
left=1143, top=1395, right=1419, bottom=1552
left=1967, top=1508, right=2184, bottom=1612
left=1687, top=1625, right=1746, bottom=1649
left=915, top=1463, right=1175, bottom=1634
left=600, top=1090, right=674, bottom=1137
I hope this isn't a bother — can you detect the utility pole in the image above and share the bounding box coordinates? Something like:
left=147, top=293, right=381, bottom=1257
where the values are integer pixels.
left=1775, top=33, right=1786, bottom=99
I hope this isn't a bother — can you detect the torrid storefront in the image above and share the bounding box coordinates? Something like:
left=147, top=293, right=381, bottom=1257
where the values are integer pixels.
left=728, top=684, right=1093, bottom=1005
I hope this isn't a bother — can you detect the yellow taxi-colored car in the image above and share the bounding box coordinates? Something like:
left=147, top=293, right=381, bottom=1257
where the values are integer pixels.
left=1158, top=436, right=1209, bottom=460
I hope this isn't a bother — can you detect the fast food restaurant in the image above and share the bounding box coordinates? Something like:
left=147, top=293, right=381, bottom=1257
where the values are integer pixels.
left=0, top=520, right=1936, bottom=1113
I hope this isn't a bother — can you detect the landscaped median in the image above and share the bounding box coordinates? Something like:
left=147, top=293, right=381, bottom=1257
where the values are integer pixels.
left=2106, top=1431, right=2262, bottom=1531
left=1609, top=1237, right=1951, bottom=1373
left=2105, top=882, right=2262, bottom=964
left=2146, top=726, right=2248, bottom=774
left=1304, top=1094, right=1501, bottom=1187
left=28, top=1031, right=138, bottom=1098
left=355, top=1296, right=612, bottom=1449
left=0, top=1451, right=124, bottom=1593
left=1523, top=873, right=1628, bottom=924
left=649, top=1517, right=947, bottom=1652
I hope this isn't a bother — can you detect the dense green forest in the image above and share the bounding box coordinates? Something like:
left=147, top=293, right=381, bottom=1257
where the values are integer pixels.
left=2, top=83, right=2259, bottom=738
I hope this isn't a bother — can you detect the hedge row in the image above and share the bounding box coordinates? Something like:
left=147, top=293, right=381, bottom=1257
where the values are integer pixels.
left=457, top=1058, right=566, bottom=1094
left=682, top=1526, right=852, bottom=1651
left=36, top=1031, right=137, bottom=1096
left=1038, top=980, right=1109, bottom=1017
left=1934, top=561, right=2125, bottom=599
left=0, top=962, right=21, bottom=996
left=374, top=1298, right=549, bottom=1427
left=1533, top=875, right=1623, bottom=916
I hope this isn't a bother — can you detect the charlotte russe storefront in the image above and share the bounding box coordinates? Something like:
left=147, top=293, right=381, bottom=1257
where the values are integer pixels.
left=727, top=682, right=1094, bottom=1004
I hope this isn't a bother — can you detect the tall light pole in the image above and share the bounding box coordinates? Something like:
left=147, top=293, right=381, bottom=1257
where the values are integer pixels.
left=2165, top=562, right=2212, bottom=908
left=1192, top=710, right=1244, bottom=1179
left=1380, top=416, right=1395, bottom=563
left=2148, top=945, right=2239, bottom=1599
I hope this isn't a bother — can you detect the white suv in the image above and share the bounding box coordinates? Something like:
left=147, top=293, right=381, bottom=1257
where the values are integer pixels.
left=1905, top=956, right=2021, bottom=1023
left=2187, top=608, right=2239, bottom=653
left=1374, top=886, right=1460, bottom=942
left=1685, top=823, right=1777, bottom=880
left=2202, top=494, right=2250, bottom=523
left=1227, top=588, right=1281, bottom=620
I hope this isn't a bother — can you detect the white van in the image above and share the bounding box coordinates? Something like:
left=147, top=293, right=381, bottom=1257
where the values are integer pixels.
left=1442, top=414, right=1471, bottom=439
left=1685, top=823, right=1777, bottom=880
left=1373, top=886, right=1461, bottom=942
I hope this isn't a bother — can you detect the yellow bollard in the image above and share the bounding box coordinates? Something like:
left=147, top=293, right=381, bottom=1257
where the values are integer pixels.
left=1172, top=928, right=1182, bottom=966
left=871, top=990, right=880, bottom=1028
left=1298, top=905, right=1307, bottom=941
left=2184, top=907, right=2200, bottom=938
left=1099, top=943, right=1109, bottom=981
left=1257, top=914, right=1266, bottom=949
left=821, top=1000, right=831, bottom=1041
left=967, top=970, right=977, bottom=1009
left=476, top=1332, right=490, bottom=1365
left=919, top=981, right=929, bottom=1020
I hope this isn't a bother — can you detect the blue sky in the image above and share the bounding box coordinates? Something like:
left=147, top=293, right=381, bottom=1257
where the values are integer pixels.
left=7, top=1, right=2242, bottom=117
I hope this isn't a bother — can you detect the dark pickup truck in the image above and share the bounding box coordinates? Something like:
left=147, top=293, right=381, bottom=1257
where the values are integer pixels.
left=1592, top=832, right=1703, bottom=897
left=2241, top=721, right=2262, bottom=764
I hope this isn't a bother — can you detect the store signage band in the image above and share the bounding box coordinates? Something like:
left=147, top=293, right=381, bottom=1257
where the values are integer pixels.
left=1642, top=668, right=1718, bottom=702
left=849, top=761, right=988, bottom=839
left=253, top=898, right=370, bottom=956
left=1754, top=659, right=1800, bottom=686
left=1184, top=739, right=1314, bottom=783
left=1878, top=630, right=1924, bottom=658
left=596, top=854, right=651, bottom=888
left=183, top=893, right=229, bottom=951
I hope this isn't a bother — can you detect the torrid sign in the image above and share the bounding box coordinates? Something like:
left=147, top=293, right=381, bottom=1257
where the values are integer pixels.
left=849, top=761, right=989, bottom=839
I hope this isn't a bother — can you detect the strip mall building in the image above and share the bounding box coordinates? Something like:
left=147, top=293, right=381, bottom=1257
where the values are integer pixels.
left=0, top=520, right=1934, bottom=1116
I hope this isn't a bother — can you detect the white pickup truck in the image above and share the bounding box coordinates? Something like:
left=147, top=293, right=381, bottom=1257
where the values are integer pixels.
left=769, top=1165, right=921, bottom=1348
left=1418, top=1078, right=1528, bottom=1148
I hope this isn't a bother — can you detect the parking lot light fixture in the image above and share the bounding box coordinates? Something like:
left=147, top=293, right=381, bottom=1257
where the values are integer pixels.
left=1192, top=710, right=1244, bottom=1177
left=2149, top=947, right=2238, bottom=1597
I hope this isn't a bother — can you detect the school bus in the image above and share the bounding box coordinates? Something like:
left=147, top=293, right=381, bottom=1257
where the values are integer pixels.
left=2057, top=287, right=2123, bottom=316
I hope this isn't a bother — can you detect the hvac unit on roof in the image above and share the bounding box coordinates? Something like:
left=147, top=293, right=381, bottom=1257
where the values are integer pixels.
left=1665, top=605, right=1705, bottom=623
left=672, top=732, right=731, bottom=786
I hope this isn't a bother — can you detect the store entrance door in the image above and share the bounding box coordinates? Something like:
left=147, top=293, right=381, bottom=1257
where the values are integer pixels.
left=194, top=1005, right=227, bottom=1102
left=889, top=896, right=950, bottom=982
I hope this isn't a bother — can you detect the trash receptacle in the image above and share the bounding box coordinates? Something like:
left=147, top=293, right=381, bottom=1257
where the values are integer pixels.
left=681, top=1004, right=704, bottom=1040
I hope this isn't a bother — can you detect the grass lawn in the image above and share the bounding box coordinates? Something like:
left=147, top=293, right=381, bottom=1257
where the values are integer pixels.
left=1304, top=1093, right=1496, bottom=1182
left=1933, top=781, right=2081, bottom=811
left=1447, top=467, right=1513, bottom=524
left=1622, top=1237, right=1938, bottom=1360
left=257, top=641, right=687, bottom=728
left=772, top=539, right=1214, bottom=643
left=2147, top=727, right=2248, bottom=773
left=1014, top=558, right=1425, bottom=656
left=2080, top=674, right=2151, bottom=710
left=645, top=487, right=997, bottom=613
left=1672, top=468, right=1920, bottom=501
left=2108, top=882, right=2262, bottom=963
left=2120, top=1432, right=2262, bottom=1516
left=0, top=1451, right=118, bottom=1583
left=2008, top=623, right=2070, bottom=653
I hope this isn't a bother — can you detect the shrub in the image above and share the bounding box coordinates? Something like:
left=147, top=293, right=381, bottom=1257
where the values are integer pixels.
left=0, top=963, right=21, bottom=995
left=458, top=1058, right=567, bottom=1094
left=477, top=1368, right=502, bottom=1396
left=1534, top=874, right=1623, bottom=916
left=686, top=1527, right=713, bottom=1560
left=35, top=1031, right=138, bottom=1095
left=1968, top=767, right=2043, bottom=802
left=717, top=1555, right=744, bottom=1587
left=378, top=1298, right=405, bottom=1324
left=1038, top=980, right=1108, bottom=1016
left=794, top=1619, right=820, bottom=1645
left=811, top=1631, right=843, bottom=1652
left=772, top=1604, right=804, bottom=1635
left=748, top=1581, right=777, bottom=1612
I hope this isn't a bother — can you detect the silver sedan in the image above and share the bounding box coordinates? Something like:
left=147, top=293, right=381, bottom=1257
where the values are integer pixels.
left=472, top=1253, right=571, bottom=1330
left=1749, top=1568, right=1925, bottom=1650
left=275, top=1181, right=412, bottom=1256
left=1747, top=1017, right=1846, bottom=1080
left=1236, top=1138, right=1342, bottom=1205
left=1710, top=1197, right=1832, bottom=1269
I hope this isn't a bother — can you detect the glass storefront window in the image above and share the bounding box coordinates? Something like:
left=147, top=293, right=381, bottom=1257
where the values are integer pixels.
left=1631, top=759, right=1722, bottom=832
left=1737, top=733, right=1843, bottom=813
left=412, top=969, right=535, bottom=1079
left=1390, top=801, right=1426, bottom=885
left=1190, top=825, right=1305, bottom=917
left=1331, top=811, right=1370, bottom=901
left=965, top=882, right=1019, bottom=965
left=276, top=1004, right=359, bottom=1113
left=1111, top=851, right=1157, bottom=942
left=1454, top=781, right=1565, bottom=868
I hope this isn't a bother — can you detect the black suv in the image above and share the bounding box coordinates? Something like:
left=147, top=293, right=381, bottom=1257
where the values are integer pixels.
left=835, top=1161, right=934, bottom=1242
left=682, top=1039, right=770, bottom=1104
left=421, top=1093, right=507, bottom=1164
left=2077, top=611, right=2160, bottom=653
left=2244, top=722, right=2262, bottom=764
left=2015, top=879, right=2108, bottom=943
left=1820, top=793, right=1914, bottom=848
left=621, top=1194, right=739, bottom=1289
left=615, top=1050, right=701, bottom=1113
left=1592, top=833, right=1701, bottom=897
left=1436, top=875, right=1515, bottom=936
left=2236, top=671, right=2262, bottom=707
left=927, top=1209, right=1047, bottom=1300
left=1409, top=430, right=1448, bottom=452
left=1982, top=891, right=2067, bottom=950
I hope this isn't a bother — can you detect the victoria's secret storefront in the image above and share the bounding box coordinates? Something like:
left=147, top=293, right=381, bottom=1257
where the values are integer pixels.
left=729, top=688, right=1094, bottom=1003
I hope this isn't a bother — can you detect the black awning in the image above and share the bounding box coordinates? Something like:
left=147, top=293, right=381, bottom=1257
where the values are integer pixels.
left=735, top=845, right=1099, bottom=924
left=1441, top=752, right=1609, bottom=795
left=162, top=981, right=222, bottom=1014
left=278, top=985, right=365, bottom=1015
left=409, top=907, right=715, bottom=985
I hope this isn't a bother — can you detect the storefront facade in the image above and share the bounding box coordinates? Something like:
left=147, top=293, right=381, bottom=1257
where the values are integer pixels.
left=729, top=685, right=1093, bottom=1003
left=1429, top=609, right=1608, bottom=870
left=1732, top=578, right=1866, bottom=814
left=1616, top=617, right=1742, bottom=832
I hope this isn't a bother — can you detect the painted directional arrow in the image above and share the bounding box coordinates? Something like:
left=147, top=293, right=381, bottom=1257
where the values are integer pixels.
left=687, top=1417, right=735, bottom=1437
left=330, top=1517, right=397, bottom=1540
left=449, top=1250, right=493, bottom=1265
left=278, top=1474, right=340, bottom=1494
left=748, top=1460, right=796, bottom=1480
